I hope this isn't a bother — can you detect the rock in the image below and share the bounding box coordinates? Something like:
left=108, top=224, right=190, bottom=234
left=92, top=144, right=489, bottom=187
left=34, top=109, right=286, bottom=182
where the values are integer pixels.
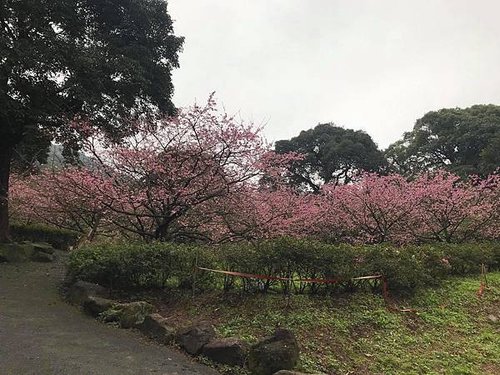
left=137, top=313, right=176, bottom=344
left=487, top=314, right=498, bottom=323
left=176, top=322, right=216, bottom=355
left=248, top=329, right=300, bottom=375
left=202, top=337, right=248, bottom=366
left=118, top=301, right=155, bottom=328
left=29, top=242, right=56, bottom=262
left=31, top=251, right=55, bottom=262
left=32, top=242, right=55, bottom=254
left=0, top=242, right=56, bottom=263
left=83, top=296, right=115, bottom=317
left=101, top=301, right=155, bottom=329
left=67, top=280, right=110, bottom=305
left=0, top=242, right=34, bottom=262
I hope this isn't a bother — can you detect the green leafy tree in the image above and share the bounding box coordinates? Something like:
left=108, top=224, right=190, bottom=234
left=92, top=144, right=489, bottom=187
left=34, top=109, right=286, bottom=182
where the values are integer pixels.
left=11, top=127, right=52, bottom=173
left=386, top=105, right=500, bottom=178
left=0, top=0, right=183, bottom=242
left=275, top=123, right=387, bottom=191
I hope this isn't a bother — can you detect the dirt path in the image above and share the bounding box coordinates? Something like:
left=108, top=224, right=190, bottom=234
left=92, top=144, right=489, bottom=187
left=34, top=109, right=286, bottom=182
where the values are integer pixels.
left=0, top=253, right=219, bottom=375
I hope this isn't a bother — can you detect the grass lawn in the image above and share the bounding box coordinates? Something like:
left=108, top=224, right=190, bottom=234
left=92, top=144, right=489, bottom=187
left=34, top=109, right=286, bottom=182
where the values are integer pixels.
left=140, top=272, right=500, bottom=374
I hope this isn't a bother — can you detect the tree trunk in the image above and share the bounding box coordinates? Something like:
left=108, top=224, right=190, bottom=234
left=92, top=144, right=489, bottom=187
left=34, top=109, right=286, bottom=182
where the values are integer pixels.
left=0, top=145, right=13, bottom=243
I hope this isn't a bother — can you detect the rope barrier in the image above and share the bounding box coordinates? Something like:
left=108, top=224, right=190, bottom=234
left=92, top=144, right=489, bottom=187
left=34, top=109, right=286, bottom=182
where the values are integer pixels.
left=197, top=263, right=490, bottom=314
left=196, top=267, right=292, bottom=282
left=197, top=266, right=383, bottom=284
left=196, top=266, right=416, bottom=313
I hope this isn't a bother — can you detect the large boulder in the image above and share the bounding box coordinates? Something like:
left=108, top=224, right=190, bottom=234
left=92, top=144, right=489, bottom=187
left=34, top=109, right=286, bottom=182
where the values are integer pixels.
left=176, top=322, right=216, bottom=355
left=202, top=338, right=248, bottom=366
left=67, top=280, right=110, bottom=305
left=83, top=296, right=115, bottom=317
left=100, top=301, right=155, bottom=328
left=248, top=329, right=300, bottom=375
left=137, top=313, right=176, bottom=344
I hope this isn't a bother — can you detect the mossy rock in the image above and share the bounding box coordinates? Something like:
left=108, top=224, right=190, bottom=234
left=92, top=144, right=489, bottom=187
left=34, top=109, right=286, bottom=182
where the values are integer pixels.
left=0, top=242, right=34, bottom=262
left=0, top=242, right=57, bottom=263
left=137, top=313, right=176, bottom=344
left=83, top=296, right=115, bottom=317
left=67, top=280, right=110, bottom=306
left=31, top=251, right=55, bottom=263
left=176, top=322, right=216, bottom=355
left=248, top=329, right=300, bottom=375
left=32, top=242, right=55, bottom=254
left=100, top=301, right=154, bottom=329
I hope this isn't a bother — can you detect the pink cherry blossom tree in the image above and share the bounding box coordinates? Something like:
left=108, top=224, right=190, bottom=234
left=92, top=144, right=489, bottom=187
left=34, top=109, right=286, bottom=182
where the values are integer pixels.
left=322, top=173, right=415, bottom=244
left=10, top=95, right=499, bottom=246
left=10, top=168, right=112, bottom=242
left=319, top=171, right=499, bottom=244
left=80, top=95, right=268, bottom=241
left=409, top=171, right=500, bottom=243
left=208, top=186, right=326, bottom=242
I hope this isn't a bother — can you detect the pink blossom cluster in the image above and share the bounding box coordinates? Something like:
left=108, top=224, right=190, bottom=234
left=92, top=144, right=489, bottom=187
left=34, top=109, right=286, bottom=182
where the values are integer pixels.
left=11, top=97, right=267, bottom=242
left=320, top=171, right=500, bottom=243
left=9, top=99, right=500, bottom=244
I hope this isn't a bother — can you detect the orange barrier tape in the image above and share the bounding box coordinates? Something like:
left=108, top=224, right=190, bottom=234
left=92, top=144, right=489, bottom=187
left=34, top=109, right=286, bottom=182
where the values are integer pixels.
left=197, top=266, right=416, bottom=313
left=477, top=282, right=485, bottom=297
left=196, top=267, right=291, bottom=282
left=477, top=263, right=488, bottom=297
left=197, top=266, right=382, bottom=285
left=352, top=275, right=383, bottom=281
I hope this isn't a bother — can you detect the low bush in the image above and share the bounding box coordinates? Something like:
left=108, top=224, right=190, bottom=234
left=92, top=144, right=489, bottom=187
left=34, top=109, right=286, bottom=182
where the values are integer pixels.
left=10, top=223, right=80, bottom=250
left=68, top=242, right=217, bottom=290
left=68, top=238, right=499, bottom=294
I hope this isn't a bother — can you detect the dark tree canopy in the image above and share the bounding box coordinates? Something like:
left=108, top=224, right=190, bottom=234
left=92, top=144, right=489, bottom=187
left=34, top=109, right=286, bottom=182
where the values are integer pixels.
left=0, top=0, right=183, bottom=241
left=386, top=105, right=500, bottom=178
left=275, top=123, right=387, bottom=191
left=11, top=126, right=52, bottom=172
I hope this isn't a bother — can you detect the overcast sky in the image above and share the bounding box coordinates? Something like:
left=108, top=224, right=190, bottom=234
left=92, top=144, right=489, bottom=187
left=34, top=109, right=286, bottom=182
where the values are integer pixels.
left=169, top=0, right=500, bottom=149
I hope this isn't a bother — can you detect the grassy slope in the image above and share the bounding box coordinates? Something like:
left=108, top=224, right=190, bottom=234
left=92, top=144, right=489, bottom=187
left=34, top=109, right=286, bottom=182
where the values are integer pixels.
left=154, top=273, right=500, bottom=375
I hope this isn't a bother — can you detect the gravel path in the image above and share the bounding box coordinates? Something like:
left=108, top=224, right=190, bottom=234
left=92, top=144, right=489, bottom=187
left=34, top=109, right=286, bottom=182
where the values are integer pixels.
left=0, top=253, right=218, bottom=375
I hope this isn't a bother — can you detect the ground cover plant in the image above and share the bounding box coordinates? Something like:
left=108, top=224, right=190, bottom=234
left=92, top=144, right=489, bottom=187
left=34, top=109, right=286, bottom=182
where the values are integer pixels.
left=158, top=272, right=500, bottom=375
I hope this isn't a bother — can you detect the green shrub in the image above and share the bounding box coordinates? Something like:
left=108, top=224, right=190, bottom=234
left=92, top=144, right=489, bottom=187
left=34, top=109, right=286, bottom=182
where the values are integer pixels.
left=68, top=241, right=217, bottom=290
left=441, top=243, right=497, bottom=274
left=67, top=237, right=499, bottom=295
left=362, top=245, right=439, bottom=293
left=10, top=223, right=80, bottom=250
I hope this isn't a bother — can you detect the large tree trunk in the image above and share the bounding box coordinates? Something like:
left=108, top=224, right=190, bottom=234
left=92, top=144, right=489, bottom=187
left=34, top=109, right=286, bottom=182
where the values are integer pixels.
left=0, top=144, right=13, bottom=243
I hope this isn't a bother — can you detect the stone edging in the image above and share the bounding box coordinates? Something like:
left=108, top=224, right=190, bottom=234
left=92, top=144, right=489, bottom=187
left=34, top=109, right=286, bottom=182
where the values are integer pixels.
left=66, top=280, right=324, bottom=375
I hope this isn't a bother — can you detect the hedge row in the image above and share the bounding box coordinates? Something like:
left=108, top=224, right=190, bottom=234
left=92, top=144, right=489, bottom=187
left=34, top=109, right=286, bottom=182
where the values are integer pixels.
left=67, top=238, right=500, bottom=294
left=10, top=223, right=80, bottom=250
left=67, top=242, right=209, bottom=290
